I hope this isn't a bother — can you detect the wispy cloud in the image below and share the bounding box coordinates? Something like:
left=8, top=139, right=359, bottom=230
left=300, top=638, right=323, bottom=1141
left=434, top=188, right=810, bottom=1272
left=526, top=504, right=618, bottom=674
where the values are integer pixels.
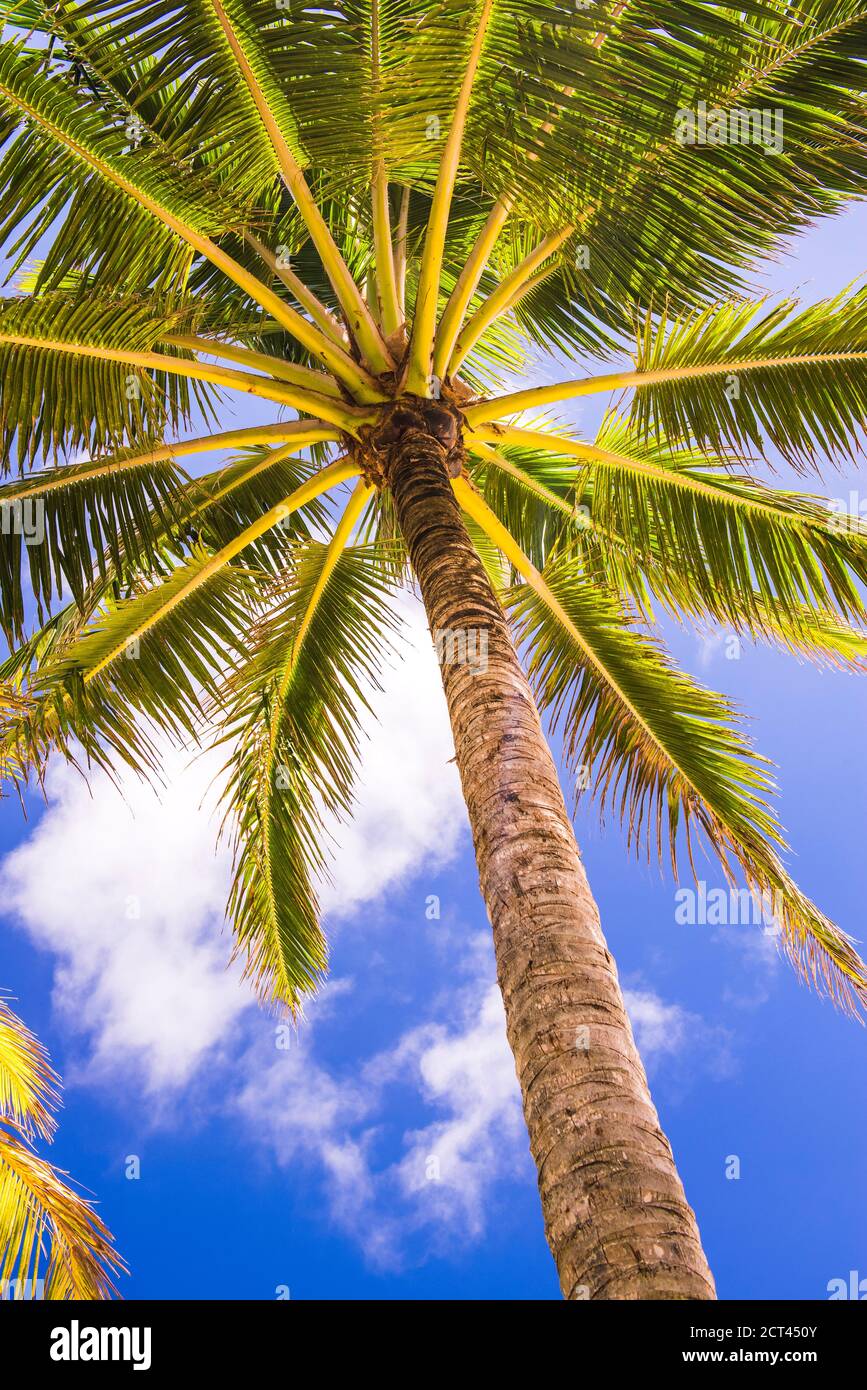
left=1, top=745, right=244, bottom=1095
left=383, top=979, right=526, bottom=1243
left=232, top=942, right=527, bottom=1269
left=0, top=595, right=464, bottom=1093
left=318, top=595, right=465, bottom=918
left=624, top=982, right=735, bottom=1084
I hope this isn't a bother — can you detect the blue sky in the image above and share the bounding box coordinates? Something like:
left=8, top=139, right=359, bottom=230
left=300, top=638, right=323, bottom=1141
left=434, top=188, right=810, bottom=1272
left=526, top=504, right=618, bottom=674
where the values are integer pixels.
left=1, top=201, right=866, bottom=1302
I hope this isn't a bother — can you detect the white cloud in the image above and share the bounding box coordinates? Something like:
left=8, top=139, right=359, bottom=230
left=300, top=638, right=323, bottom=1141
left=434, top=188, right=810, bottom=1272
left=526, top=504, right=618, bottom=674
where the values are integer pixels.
left=386, top=979, right=524, bottom=1239
left=230, top=990, right=393, bottom=1259
left=232, top=940, right=526, bottom=1267
left=714, top=926, right=782, bottom=1010
left=0, top=593, right=466, bottom=1096
left=318, top=595, right=465, bottom=918
left=623, top=982, right=735, bottom=1083
left=0, top=747, right=245, bottom=1094
left=235, top=985, right=368, bottom=1163
left=623, top=987, right=692, bottom=1062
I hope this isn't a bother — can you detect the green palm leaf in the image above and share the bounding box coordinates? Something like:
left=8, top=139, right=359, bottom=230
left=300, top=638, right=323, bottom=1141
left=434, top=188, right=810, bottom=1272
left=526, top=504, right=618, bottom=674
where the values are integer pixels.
left=506, top=554, right=867, bottom=1012
left=0, top=1126, right=122, bottom=1299
left=628, top=288, right=867, bottom=468
left=0, top=994, right=57, bottom=1141
left=218, top=535, right=399, bottom=1009
left=18, top=459, right=357, bottom=774
left=574, top=0, right=867, bottom=316
left=466, top=429, right=867, bottom=666
left=0, top=35, right=236, bottom=290
left=0, top=455, right=185, bottom=640
left=588, top=409, right=867, bottom=627
left=38, top=551, right=260, bottom=775
left=0, top=292, right=214, bottom=465
left=0, top=994, right=123, bottom=1299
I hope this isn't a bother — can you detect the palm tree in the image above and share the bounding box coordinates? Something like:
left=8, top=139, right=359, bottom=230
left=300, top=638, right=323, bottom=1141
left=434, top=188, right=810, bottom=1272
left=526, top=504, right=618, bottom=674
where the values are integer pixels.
left=0, top=991, right=121, bottom=1298
left=0, top=0, right=865, bottom=1300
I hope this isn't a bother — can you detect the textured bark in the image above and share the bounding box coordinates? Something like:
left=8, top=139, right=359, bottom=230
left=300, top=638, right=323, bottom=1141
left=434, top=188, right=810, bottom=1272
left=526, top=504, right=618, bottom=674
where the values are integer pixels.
left=382, top=404, right=716, bottom=1301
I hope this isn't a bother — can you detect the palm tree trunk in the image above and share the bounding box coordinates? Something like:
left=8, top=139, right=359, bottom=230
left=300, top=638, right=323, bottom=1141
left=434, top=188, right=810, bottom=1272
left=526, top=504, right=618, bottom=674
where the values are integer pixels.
left=380, top=402, right=716, bottom=1301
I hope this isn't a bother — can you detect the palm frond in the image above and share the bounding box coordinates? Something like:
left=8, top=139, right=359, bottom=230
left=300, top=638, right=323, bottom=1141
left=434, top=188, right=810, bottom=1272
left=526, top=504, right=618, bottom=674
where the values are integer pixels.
left=218, top=525, right=400, bottom=1010
left=20, top=459, right=358, bottom=777
left=455, top=476, right=867, bottom=1013
left=468, top=287, right=867, bottom=471
left=464, top=436, right=590, bottom=571
left=0, top=993, right=122, bottom=1300
left=0, top=454, right=186, bottom=640
left=578, top=0, right=867, bottom=318
left=470, top=416, right=867, bottom=622
left=0, top=1123, right=122, bottom=1299
left=0, top=292, right=210, bottom=466
left=450, top=227, right=572, bottom=374
left=0, top=37, right=378, bottom=390
left=0, top=995, right=58, bottom=1141
left=466, top=429, right=867, bottom=667
left=628, top=288, right=867, bottom=469
left=0, top=34, right=237, bottom=282
left=0, top=294, right=369, bottom=435
left=586, top=409, right=867, bottom=629
left=35, top=552, right=258, bottom=775
left=724, top=598, right=867, bottom=669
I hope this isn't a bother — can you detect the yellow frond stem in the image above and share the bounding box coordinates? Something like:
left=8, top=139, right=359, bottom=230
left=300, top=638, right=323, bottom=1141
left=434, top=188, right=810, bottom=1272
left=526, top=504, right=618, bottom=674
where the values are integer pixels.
left=434, top=54, right=588, bottom=379
left=369, top=1, right=402, bottom=338
left=372, top=169, right=402, bottom=338
left=1, top=455, right=175, bottom=501
left=136, top=421, right=341, bottom=468
left=190, top=238, right=381, bottom=399
left=208, top=0, right=393, bottom=374
left=83, top=458, right=362, bottom=685
left=432, top=198, right=512, bottom=380
left=285, top=479, right=371, bottom=680
left=201, top=439, right=345, bottom=508
left=0, top=333, right=372, bottom=434
left=405, top=0, right=496, bottom=395
left=163, top=334, right=345, bottom=398
left=394, top=187, right=410, bottom=315
left=0, top=428, right=343, bottom=516
left=465, top=352, right=867, bottom=426
left=449, top=227, right=572, bottom=374
left=434, top=3, right=602, bottom=377
left=244, top=233, right=349, bottom=348
left=467, top=439, right=573, bottom=518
